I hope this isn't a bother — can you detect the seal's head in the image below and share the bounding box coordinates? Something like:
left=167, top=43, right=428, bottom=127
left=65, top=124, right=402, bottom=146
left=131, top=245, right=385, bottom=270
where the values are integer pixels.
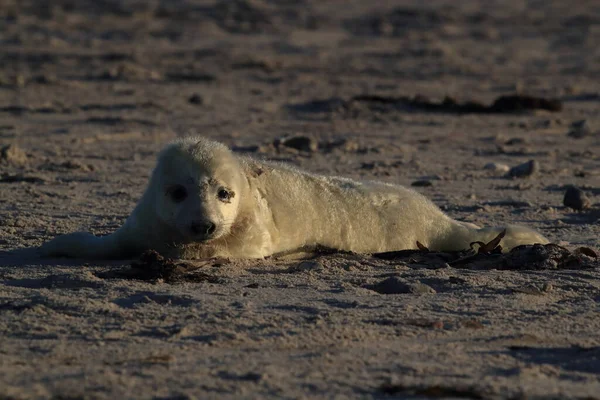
left=151, top=137, right=246, bottom=244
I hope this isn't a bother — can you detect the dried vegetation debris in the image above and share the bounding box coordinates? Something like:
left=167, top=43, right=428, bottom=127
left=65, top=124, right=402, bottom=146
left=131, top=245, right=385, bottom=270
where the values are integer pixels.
left=373, top=234, right=598, bottom=271
left=96, top=250, right=223, bottom=284
left=379, top=382, right=486, bottom=399
left=0, top=173, right=47, bottom=184
left=98, top=236, right=599, bottom=289
left=289, top=94, right=563, bottom=116
left=349, top=94, right=563, bottom=114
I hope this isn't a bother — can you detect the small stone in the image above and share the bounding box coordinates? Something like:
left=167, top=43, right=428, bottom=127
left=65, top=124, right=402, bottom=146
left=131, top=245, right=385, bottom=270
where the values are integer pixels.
left=188, top=94, right=203, bottom=105
left=276, top=135, right=317, bottom=152
left=507, top=160, right=538, bottom=178
left=369, top=277, right=436, bottom=295
left=360, top=162, right=376, bottom=170
left=0, top=144, right=27, bottom=165
left=431, top=320, right=444, bottom=329
left=541, top=283, right=553, bottom=292
left=563, top=186, right=591, bottom=210
left=289, top=261, right=324, bottom=273
left=369, top=277, right=409, bottom=294
left=568, top=120, right=593, bottom=138
left=410, top=283, right=437, bottom=294
left=484, top=162, right=510, bottom=174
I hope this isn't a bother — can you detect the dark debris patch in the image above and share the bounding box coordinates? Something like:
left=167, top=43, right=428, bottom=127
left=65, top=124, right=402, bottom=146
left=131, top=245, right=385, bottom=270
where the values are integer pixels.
left=165, top=72, right=216, bottom=83
left=0, top=300, right=35, bottom=313
left=286, top=97, right=346, bottom=113
left=506, top=345, right=600, bottom=374
left=96, top=250, right=223, bottom=284
left=0, top=105, right=72, bottom=114
left=350, top=94, right=562, bottom=114
left=85, top=117, right=158, bottom=126
left=372, top=243, right=598, bottom=271
left=411, top=180, right=433, bottom=187
left=379, top=383, right=485, bottom=399
left=0, top=173, right=46, bottom=184
left=288, top=94, right=562, bottom=116
left=274, top=135, right=318, bottom=152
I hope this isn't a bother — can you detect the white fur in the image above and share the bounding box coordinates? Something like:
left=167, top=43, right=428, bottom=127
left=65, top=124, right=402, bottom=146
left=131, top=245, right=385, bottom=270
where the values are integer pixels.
left=40, top=136, right=549, bottom=259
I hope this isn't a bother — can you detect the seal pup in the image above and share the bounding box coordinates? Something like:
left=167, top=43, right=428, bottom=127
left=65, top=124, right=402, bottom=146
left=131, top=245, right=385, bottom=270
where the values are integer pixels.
left=40, top=136, right=548, bottom=259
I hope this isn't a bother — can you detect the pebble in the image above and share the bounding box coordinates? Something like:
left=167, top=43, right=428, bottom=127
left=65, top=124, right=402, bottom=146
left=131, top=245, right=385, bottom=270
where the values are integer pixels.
left=563, top=186, right=591, bottom=210
left=369, top=277, right=436, bottom=295
left=484, top=162, right=510, bottom=174
left=410, top=283, right=437, bottom=294
left=0, top=143, right=27, bottom=165
left=507, top=160, right=538, bottom=178
left=568, top=120, right=593, bottom=138
left=290, top=261, right=324, bottom=273
left=188, top=94, right=204, bottom=105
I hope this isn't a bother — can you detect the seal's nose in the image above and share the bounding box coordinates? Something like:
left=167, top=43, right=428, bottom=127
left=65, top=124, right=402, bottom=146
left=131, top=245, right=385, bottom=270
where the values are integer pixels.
left=190, top=221, right=216, bottom=236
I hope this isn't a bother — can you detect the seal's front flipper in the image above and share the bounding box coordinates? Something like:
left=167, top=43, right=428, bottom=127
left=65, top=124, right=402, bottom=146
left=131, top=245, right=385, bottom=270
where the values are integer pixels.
left=39, top=230, right=131, bottom=259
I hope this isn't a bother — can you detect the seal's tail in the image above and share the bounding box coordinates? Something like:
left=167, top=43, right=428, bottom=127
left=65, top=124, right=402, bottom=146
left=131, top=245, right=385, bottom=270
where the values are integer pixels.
left=469, top=225, right=549, bottom=251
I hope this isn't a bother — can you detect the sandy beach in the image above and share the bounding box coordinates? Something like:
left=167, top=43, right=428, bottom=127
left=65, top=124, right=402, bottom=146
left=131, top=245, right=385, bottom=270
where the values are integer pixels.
left=1, top=0, right=600, bottom=398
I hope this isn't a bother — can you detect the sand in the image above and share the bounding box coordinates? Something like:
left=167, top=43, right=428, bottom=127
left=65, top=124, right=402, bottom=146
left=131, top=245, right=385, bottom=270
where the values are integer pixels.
left=1, top=0, right=600, bottom=398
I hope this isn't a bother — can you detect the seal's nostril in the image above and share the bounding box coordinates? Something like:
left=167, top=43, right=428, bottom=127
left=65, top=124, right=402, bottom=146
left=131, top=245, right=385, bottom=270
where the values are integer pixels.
left=206, top=222, right=216, bottom=235
left=191, top=221, right=216, bottom=236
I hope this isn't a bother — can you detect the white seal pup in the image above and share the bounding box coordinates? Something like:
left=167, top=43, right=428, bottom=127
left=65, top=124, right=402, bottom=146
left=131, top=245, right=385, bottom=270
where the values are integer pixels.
left=40, top=136, right=548, bottom=259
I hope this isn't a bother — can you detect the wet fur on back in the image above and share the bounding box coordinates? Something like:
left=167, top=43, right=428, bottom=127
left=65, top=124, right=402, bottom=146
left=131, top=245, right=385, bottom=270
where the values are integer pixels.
left=40, top=136, right=549, bottom=259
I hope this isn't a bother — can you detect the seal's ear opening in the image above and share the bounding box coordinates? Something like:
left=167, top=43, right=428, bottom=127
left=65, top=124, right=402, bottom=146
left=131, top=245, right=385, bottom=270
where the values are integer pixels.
left=249, top=166, right=264, bottom=178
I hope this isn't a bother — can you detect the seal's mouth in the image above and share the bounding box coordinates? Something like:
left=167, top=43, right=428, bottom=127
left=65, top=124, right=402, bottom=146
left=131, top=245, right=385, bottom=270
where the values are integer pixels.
left=176, top=232, right=218, bottom=245
left=191, top=233, right=219, bottom=243
left=188, top=226, right=226, bottom=243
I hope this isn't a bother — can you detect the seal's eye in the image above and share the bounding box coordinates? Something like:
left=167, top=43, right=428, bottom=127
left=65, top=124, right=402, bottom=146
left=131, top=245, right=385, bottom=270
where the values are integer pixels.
left=217, top=188, right=234, bottom=202
left=169, top=185, right=188, bottom=203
